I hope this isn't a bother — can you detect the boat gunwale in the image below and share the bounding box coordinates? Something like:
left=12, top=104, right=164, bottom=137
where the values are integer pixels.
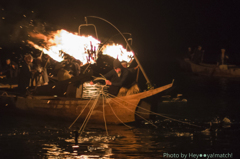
left=22, top=81, right=174, bottom=101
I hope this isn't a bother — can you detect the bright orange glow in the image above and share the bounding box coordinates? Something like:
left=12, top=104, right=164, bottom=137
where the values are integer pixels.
left=101, top=44, right=134, bottom=63
left=28, top=29, right=134, bottom=64
left=29, top=32, right=48, bottom=42
left=28, top=29, right=100, bottom=63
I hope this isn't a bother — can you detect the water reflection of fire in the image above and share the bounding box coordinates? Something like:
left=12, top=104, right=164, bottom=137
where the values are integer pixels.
left=27, top=29, right=134, bottom=64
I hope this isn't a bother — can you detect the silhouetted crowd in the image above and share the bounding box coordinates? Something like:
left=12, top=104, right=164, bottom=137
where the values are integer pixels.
left=0, top=52, right=139, bottom=97
left=0, top=53, right=83, bottom=94
left=187, top=45, right=229, bottom=65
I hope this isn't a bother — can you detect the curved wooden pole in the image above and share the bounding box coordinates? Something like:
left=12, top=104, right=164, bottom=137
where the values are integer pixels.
left=86, top=16, right=152, bottom=88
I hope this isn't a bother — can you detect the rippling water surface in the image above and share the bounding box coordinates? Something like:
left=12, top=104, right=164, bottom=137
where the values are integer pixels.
left=1, top=72, right=240, bottom=158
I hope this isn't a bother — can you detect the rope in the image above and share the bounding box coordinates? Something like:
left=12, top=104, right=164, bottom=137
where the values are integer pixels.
left=78, top=105, right=93, bottom=134
left=107, top=93, right=203, bottom=128
left=68, top=95, right=95, bottom=129
left=86, top=16, right=152, bottom=86
left=102, top=92, right=132, bottom=129
left=93, top=77, right=106, bottom=82
left=69, top=79, right=106, bottom=131
left=102, top=87, right=109, bottom=136
left=78, top=94, right=100, bottom=135
left=80, top=95, right=100, bottom=134
left=78, top=97, right=97, bottom=134
left=142, top=108, right=203, bottom=128
left=99, top=74, right=106, bottom=80
left=135, top=111, right=184, bottom=118
left=70, top=78, right=203, bottom=139
left=106, top=93, right=158, bottom=128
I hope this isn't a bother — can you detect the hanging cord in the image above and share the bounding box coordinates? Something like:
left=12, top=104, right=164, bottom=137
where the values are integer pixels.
left=102, top=86, right=109, bottom=136
left=78, top=94, right=100, bottom=135
left=107, top=93, right=203, bottom=128
left=68, top=95, right=95, bottom=129
left=76, top=101, right=94, bottom=133
left=102, top=92, right=132, bottom=129
left=134, top=111, right=184, bottom=118
left=69, top=78, right=107, bottom=130
left=78, top=96, right=98, bottom=134
left=106, top=93, right=158, bottom=128
left=138, top=107, right=203, bottom=128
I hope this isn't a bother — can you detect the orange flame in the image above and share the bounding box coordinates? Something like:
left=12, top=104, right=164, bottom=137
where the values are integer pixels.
left=29, top=32, right=48, bottom=42
left=28, top=29, right=134, bottom=64
left=28, top=29, right=100, bottom=64
left=101, top=44, right=134, bottom=62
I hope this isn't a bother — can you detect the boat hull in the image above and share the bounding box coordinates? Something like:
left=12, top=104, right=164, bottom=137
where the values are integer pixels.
left=1, top=82, right=173, bottom=124
left=180, top=58, right=240, bottom=77
left=16, top=96, right=141, bottom=124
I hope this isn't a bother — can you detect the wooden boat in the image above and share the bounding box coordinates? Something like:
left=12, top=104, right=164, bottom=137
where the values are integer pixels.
left=0, top=18, right=174, bottom=124
left=0, top=76, right=18, bottom=88
left=0, top=81, right=173, bottom=124
left=179, top=58, right=240, bottom=77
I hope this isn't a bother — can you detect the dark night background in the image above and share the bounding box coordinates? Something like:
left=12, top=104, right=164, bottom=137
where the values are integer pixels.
left=1, top=1, right=240, bottom=158
left=1, top=0, right=240, bottom=85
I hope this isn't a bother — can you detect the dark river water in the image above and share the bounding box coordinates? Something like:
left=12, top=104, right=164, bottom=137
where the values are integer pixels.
left=1, top=70, right=240, bottom=159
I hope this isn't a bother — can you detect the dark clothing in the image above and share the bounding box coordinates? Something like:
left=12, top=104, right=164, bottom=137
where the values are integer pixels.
left=128, top=67, right=135, bottom=73
left=113, top=59, right=122, bottom=68
left=18, top=62, right=32, bottom=94
left=65, top=62, right=80, bottom=77
left=72, top=62, right=81, bottom=76
left=125, top=67, right=138, bottom=88
left=1, top=61, right=18, bottom=78
left=104, top=68, right=129, bottom=96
